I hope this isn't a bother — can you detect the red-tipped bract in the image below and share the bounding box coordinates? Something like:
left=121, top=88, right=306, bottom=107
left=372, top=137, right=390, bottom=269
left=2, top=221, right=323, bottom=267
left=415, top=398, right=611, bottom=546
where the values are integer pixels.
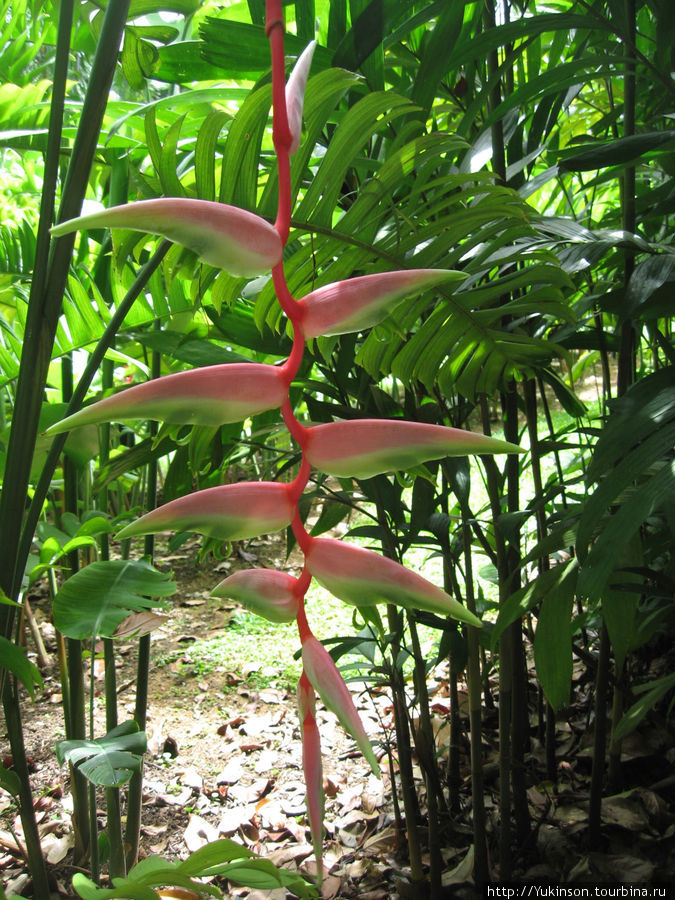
left=212, top=569, right=300, bottom=623
left=46, top=364, right=289, bottom=433
left=116, top=482, right=293, bottom=542
left=306, top=537, right=482, bottom=627
left=51, top=198, right=283, bottom=278
left=298, top=269, right=464, bottom=338
left=304, top=418, right=523, bottom=478
left=301, top=634, right=380, bottom=776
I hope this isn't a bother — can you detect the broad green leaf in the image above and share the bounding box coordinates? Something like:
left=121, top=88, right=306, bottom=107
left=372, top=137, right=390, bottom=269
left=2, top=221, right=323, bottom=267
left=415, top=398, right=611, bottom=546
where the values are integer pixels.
left=128, top=0, right=201, bottom=14
left=411, top=2, right=464, bottom=112
left=623, top=254, right=675, bottom=321
left=586, top=368, right=674, bottom=481
left=177, top=839, right=254, bottom=875
left=491, top=560, right=578, bottom=650
left=220, top=857, right=308, bottom=890
left=534, top=575, right=574, bottom=711
left=219, top=83, right=270, bottom=211
left=55, top=721, right=146, bottom=788
left=333, top=0, right=416, bottom=71
left=295, top=91, right=415, bottom=226
left=309, top=495, right=351, bottom=536
left=200, top=17, right=331, bottom=80
left=613, top=672, right=675, bottom=743
left=295, top=0, right=316, bottom=42
left=559, top=131, right=675, bottom=172
left=195, top=110, right=230, bottom=202
left=154, top=41, right=227, bottom=84
left=577, top=424, right=675, bottom=560
left=0, top=636, right=42, bottom=699
left=53, top=560, right=176, bottom=640
left=0, top=764, right=20, bottom=796
left=578, top=461, right=675, bottom=599
left=72, top=839, right=315, bottom=899
left=158, top=113, right=187, bottom=198
left=446, top=13, right=612, bottom=74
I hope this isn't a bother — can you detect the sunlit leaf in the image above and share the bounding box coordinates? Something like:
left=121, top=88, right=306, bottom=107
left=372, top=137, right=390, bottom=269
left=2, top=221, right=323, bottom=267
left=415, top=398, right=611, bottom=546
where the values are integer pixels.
left=53, top=560, right=176, bottom=639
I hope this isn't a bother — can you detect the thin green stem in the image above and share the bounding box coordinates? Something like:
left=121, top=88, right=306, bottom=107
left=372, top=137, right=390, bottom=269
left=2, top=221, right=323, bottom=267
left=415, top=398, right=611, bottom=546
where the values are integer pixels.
left=16, top=243, right=170, bottom=602
left=462, top=519, right=488, bottom=885
left=0, top=0, right=131, bottom=626
left=124, top=339, right=160, bottom=870
left=2, top=677, right=51, bottom=900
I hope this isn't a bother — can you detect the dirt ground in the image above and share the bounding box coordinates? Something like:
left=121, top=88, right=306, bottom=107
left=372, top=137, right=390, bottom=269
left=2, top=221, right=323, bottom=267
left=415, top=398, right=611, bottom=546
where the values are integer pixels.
left=1, top=537, right=415, bottom=899
left=2, top=531, right=674, bottom=899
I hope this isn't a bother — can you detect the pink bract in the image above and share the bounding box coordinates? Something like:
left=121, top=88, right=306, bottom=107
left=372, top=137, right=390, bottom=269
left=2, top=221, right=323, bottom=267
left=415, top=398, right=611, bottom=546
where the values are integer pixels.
left=286, top=41, right=316, bottom=154
left=211, top=569, right=299, bottom=623
left=46, top=364, right=289, bottom=433
left=50, top=198, right=283, bottom=278
left=116, top=482, right=293, bottom=542
left=301, top=635, right=380, bottom=776
left=297, top=673, right=324, bottom=868
left=304, top=418, right=523, bottom=478
left=306, top=537, right=482, bottom=627
left=298, top=269, right=464, bottom=338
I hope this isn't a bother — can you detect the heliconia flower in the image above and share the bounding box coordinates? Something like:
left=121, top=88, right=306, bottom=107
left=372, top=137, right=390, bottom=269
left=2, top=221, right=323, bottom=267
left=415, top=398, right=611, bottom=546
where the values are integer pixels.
left=306, top=537, right=482, bottom=627
left=298, top=269, right=464, bottom=338
left=116, top=482, right=293, bottom=542
left=211, top=569, right=299, bottom=623
left=304, top=418, right=523, bottom=478
left=45, top=364, right=288, bottom=434
left=50, top=198, right=283, bottom=278
left=301, top=633, right=380, bottom=776
left=297, top=672, right=324, bottom=868
left=286, top=40, right=316, bottom=154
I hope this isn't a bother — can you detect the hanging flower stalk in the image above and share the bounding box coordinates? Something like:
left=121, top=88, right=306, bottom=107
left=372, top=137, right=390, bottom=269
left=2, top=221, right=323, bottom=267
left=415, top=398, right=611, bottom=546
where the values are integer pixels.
left=50, top=0, right=523, bottom=879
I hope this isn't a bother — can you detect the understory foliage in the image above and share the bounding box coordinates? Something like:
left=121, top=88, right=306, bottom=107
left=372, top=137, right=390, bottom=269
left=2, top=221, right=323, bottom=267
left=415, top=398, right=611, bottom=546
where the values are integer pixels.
left=0, top=0, right=673, bottom=897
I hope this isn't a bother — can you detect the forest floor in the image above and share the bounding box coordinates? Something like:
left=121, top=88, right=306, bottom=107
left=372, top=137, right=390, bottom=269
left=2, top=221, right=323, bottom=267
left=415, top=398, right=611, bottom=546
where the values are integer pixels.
left=1, top=527, right=674, bottom=899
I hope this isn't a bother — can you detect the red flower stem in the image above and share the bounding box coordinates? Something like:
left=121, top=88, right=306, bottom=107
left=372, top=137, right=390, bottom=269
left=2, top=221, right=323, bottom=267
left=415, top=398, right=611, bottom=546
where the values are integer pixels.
left=279, top=316, right=306, bottom=385
left=266, top=0, right=315, bottom=635
left=266, top=0, right=293, bottom=243
left=282, top=394, right=307, bottom=442
left=272, top=262, right=301, bottom=320
left=296, top=597, right=312, bottom=642
left=290, top=504, right=312, bottom=555
left=296, top=566, right=312, bottom=597
left=274, top=146, right=292, bottom=245
left=265, top=0, right=291, bottom=148
left=288, top=454, right=312, bottom=502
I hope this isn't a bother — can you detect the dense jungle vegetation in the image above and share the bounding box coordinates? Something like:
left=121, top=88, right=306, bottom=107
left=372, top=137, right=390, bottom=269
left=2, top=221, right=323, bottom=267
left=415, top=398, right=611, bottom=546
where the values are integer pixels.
left=0, top=0, right=673, bottom=897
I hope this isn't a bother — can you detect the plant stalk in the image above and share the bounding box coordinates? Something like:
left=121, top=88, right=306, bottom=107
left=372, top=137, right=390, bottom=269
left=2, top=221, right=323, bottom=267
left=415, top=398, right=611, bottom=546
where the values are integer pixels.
left=463, top=518, right=488, bottom=885
left=124, top=342, right=160, bottom=870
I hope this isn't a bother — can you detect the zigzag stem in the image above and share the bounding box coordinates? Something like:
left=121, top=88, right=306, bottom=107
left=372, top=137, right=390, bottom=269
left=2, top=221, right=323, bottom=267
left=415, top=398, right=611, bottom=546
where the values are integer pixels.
left=266, top=3, right=315, bottom=644
left=266, top=0, right=292, bottom=243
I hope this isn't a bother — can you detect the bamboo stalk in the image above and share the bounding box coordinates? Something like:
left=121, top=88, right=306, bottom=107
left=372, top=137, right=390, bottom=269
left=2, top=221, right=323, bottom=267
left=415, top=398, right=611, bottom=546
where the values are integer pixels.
left=97, top=355, right=126, bottom=879
left=0, top=0, right=131, bottom=622
left=408, top=615, right=444, bottom=898
left=589, top=623, right=610, bottom=847
left=124, top=342, right=160, bottom=870
left=463, top=518, right=489, bottom=884
left=387, top=605, right=424, bottom=883
left=2, top=678, right=51, bottom=900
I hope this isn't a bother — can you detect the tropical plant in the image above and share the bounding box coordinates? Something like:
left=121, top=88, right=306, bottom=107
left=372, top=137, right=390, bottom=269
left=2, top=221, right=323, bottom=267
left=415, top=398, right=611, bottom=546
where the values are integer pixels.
left=0, top=0, right=672, bottom=895
left=48, top=1, right=527, bottom=889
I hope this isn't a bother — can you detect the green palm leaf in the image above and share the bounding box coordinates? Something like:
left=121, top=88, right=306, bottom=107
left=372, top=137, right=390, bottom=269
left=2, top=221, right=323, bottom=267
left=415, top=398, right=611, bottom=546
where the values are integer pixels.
left=53, top=559, right=176, bottom=640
